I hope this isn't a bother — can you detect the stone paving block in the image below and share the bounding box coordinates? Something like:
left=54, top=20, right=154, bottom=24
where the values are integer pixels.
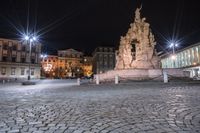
left=0, top=127, right=10, bottom=132
left=33, top=131, right=44, bottom=133
left=63, top=129, right=74, bottom=133
left=7, top=129, right=20, bottom=133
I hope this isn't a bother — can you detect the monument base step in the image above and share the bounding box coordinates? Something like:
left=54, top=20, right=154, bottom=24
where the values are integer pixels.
left=95, top=68, right=190, bottom=82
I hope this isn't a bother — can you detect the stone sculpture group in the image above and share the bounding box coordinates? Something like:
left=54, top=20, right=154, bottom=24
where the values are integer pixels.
left=115, top=6, right=161, bottom=69
left=95, top=6, right=188, bottom=82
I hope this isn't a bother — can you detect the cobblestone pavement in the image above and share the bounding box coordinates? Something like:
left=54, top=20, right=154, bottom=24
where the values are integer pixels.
left=0, top=81, right=200, bottom=133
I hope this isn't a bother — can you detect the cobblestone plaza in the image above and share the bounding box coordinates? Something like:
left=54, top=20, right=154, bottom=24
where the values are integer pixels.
left=0, top=80, right=200, bottom=133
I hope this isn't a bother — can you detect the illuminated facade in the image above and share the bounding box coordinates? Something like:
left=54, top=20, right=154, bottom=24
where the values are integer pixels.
left=41, top=55, right=58, bottom=78
left=161, top=42, right=200, bottom=78
left=82, top=56, right=93, bottom=77
left=0, top=38, right=41, bottom=80
left=41, top=49, right=92, bottom=78
left=58, top=49, right=83, bottom=78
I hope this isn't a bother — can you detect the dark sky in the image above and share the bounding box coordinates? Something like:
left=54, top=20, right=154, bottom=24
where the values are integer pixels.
left=0, top=0, right=200, bottom=55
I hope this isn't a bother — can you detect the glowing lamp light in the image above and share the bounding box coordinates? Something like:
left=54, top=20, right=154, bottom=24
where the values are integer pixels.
left=171, top=55, right=176, bottom=60
left=24, top=35, right=29, bottom=40
left=44, top=64, right=52, bottom=72
left=33, top=36, right=37, bottom=41
left=41, top=54, right=47, bottom=58
left=170, top=43, right=174, bottom=48
left=170, top=43, right=178, bottom=48
left=23, top=34, right=38, bottom=42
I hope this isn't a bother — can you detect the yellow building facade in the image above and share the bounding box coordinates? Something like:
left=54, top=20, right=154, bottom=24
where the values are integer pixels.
left=41, top=49, right=93, bottom=78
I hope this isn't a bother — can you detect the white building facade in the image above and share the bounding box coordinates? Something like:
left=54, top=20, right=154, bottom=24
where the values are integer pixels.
left=161, top=42, right=200, bottom=78
left=0, top=38, right=41, bottom=80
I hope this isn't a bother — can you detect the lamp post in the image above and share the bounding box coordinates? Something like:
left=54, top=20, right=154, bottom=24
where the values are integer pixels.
left=77, top=68, right=80, bottom=78
left=170, top=43, right=178, bottom=54
left=40, top=54, right=47, bottom=78
left=24, top=34, right=38, bottom=80
left=170, top=43, right=178, bottom=68
left=40, top=54, right=47, bottom=61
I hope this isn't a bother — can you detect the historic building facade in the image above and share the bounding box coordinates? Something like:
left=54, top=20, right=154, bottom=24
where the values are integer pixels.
left=161, top=42, right=200, bottom=78
left=41, top=55, right=58, bottom=78
left=58, top=49, right=84, bottom=78
left=82, top=56, right=93, bottom=77
left=92, top=47, right=115, bottom=74
left=0, top=38, right=41, bottom=80
left=41, top=49, right=93, bottom=78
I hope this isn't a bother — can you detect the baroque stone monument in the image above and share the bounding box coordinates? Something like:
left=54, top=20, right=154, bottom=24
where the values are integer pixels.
left=115, top=6, right=160, bottom=69
left=94, top=6, right=189, bottom=82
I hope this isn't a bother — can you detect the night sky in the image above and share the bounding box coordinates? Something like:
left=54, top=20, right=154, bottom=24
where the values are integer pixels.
left=0, top=0, right=200, bottom=55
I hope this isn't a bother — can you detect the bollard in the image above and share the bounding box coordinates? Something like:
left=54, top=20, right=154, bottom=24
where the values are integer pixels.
left=163, top=71, right=168, bottom=83
left=115, top=75, right=119, bottom=84
left=96, top=75, right=99, bottom=85
left=3, top=80, right=5, bottom=84
left=77, top=78, right=80, bottom=85
left=89, top=78, right=92, bottom=83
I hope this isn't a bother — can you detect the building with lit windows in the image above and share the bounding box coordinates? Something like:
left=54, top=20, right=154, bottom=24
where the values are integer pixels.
left=58, top=49, right=84, bottom=78
left=0, top=38, right=41, bottom=80
left=161, top=42, right=200, bottom=78
left=82, top=56, right=93, bottom=77
left=41, top=49, right=93, bottom=78
left=92, top=47, right=115, bottom=74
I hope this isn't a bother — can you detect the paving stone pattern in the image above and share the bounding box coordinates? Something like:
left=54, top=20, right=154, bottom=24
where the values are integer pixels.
left=0, top=81, right=200, bottom=133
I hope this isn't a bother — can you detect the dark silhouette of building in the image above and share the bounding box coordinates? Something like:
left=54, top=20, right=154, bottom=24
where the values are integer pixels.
left=92, top=47, right=115, bottom=74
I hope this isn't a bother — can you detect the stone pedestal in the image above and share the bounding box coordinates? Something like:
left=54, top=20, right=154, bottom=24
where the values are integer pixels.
left=95, top=69, right=189, bottom=82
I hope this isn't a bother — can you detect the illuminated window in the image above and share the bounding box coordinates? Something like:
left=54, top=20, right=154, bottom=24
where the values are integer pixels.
left=21, top=68, right=25, bottom=75
left=31, top=68, right=35, bottom=75
left=1, top=67, right=6, bottom=75
left=11, top=67, right=15, bottom=75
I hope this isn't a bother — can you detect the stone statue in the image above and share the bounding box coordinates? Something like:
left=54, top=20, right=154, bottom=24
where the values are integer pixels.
left=115, top=6, right=160, bottom=69
left=135, top=5, right=142, bottom=23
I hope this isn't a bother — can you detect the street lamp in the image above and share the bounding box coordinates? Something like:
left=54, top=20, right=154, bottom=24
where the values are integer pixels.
left=23, top=34, right=38, bottom=80
left=170, top=43, right=178, bottom=54
left=40, top=54, right=47, bottom=59
left=169, top=42, right=178, bottom=67
left=40, top=54, right=47, bottom=78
